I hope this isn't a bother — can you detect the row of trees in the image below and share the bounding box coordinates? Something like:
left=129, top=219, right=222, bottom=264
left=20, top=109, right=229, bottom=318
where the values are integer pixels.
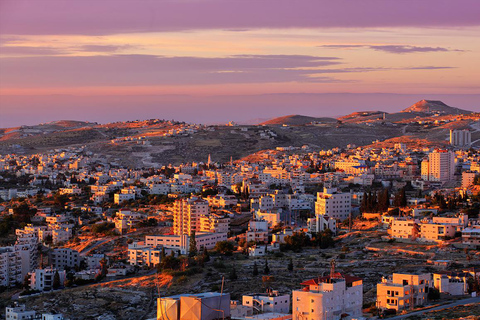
left=281, top=230, right=334, bottom=252
left=360, top=187, right=409, bottom=213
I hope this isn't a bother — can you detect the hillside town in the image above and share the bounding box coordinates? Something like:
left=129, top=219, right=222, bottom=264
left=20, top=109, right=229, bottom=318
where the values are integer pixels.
left=1, top=123, right=480, bottom=320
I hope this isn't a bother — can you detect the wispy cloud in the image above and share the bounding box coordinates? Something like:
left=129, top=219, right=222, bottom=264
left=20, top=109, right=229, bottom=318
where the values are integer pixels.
left=0, top=54, right=345, bottom=87
left=369, top=45, right=452, bottom=54
left=75, top=44, right=136, bottom=53
left=0, top=46, right=67, bottom=56
left=319, top=44, right=463, bottom=54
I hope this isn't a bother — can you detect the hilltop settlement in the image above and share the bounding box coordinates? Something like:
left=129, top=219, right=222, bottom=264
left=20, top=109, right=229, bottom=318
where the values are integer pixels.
left=1, top=100, right=480, bottom=320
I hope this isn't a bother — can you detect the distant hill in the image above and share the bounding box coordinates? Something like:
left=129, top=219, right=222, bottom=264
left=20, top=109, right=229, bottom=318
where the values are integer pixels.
left=260, top=115, right=337, bottom=126
left=41, top=120, right=95, bottom=128
left=338, top=111, right=386, bottom=122
left=401, top=100, right=471, bottom=114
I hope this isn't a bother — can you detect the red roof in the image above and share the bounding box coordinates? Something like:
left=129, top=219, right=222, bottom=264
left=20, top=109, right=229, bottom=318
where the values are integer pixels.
left=300, top=274, right=362, bottom=286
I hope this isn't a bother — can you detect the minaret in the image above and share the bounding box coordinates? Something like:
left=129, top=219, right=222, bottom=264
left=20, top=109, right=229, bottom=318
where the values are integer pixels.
left=230, top=156, right=233, bottom=166
left=207, top=154, right=211, bottom=167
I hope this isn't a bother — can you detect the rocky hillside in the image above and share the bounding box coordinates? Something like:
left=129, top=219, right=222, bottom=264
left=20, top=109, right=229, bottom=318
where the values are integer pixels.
left=260, top=115, right=337, bottom=126
left=401, top=99, right=471, bottom=114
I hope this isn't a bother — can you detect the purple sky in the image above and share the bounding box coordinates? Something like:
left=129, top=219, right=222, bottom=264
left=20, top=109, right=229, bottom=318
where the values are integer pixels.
left=0, top=0, right=479, bottom=127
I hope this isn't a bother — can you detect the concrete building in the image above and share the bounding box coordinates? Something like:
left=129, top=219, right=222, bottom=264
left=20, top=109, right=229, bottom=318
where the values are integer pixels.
left=145, top=232, right=227, bottom=254
left=197, top=212, right=230, bottom=234
left=173, top=197, right=209, bottom=236
left=0, top=243, right=37, bottom=287
left=421, top=150, right=455, bottom=182
left=307, top=214, right=337, bottom=235
left=462, top=225, right=480, bottom=247
left=389, top=218, right=419, bottom=240
left=433, top=271, right=468, bottom=296
left=29, top=268, right=66, bottom=291
left=86, top=254, right=106, bottom=270
left=5, top=303, right=64, bottom=320
left=158, top=292, right=230, bottom=320
left=377, top=273, right=431, bottom=312
left=450, top=129, right=471, bottom=148
left=462, top=171, right=476, bottom=188
left=128, top=242, right=163, bottom=267
left=242, top=290, right=290, bottom=314
left=420, top=222, right=457, bottom=242
left=49, top=248, right=80, bottom=270
left=6, top=303, right=36, bottom=320
left=246, top=219, right=269, bottom=244
left=292, top=273, right=363, bottom=320
left=315, top=187, right=351, bottom=221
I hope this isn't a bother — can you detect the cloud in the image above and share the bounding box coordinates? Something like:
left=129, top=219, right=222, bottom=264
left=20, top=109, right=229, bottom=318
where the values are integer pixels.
left=369, top=45, right=452, bottom=54
left=0, top=53, right=455, bottom=88
left=319, top=45, right=365, bottom=50
left=75, top=45, right=136, bottom=53
left=319, top=44, right=463, bottom=54
left=0, top=54, right=346, bottom=87
left=0, top=0, right=479, bottom=36
left=0, top=46, right=67, bottom=56
left=402, top=66, right=456, bottom=70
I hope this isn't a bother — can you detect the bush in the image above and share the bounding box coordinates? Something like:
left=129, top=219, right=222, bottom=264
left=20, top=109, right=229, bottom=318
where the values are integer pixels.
left=213, top=260, right=226, bottom=269
left=91, top=222, right=115, bottom=234
left=176, top=275, right=188, bottom=284
left=214, top=241, right=235, bottom=255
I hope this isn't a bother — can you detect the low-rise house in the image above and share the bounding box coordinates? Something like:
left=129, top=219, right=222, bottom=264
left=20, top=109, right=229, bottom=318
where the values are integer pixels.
left=292, top=272, right=363, bottom=320
left=433, top=271, right=468, bottom=296
left=389, top=218, right=419, bottom=240
left=462, top=225, right=480, bottom=247
left=377, top=272, right=431, bottom=312
left=242, top=290, right=290, bottom=314
left=145, top=232, right=227, bottom=254
left=246, top=219, right=269, bottom=244
left=128, top=242, right=163, bottom=267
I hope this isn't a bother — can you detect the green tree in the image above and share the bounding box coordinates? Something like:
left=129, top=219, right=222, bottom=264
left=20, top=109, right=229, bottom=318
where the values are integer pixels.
left=189, top=231, right=198, bottom=257
left=202, top=247, right=210, bottom=262
left=263, top=259, right=270, bottom=274
left=229, top=265, right=238, bottom=281
left=283, top=232, right=311, bottom=252
left=253, top=261, right=259, bottom=276
left=214, top=241, right=235, bottom=255
left=393, top=187, right=407, bottom=207
left=288, top=259, right=293, bottom=272
left=53, top=271, right=61, bottom=289
left=23, top=275, right=30, bottom=289
left=428, top=287, right=440, bottom=300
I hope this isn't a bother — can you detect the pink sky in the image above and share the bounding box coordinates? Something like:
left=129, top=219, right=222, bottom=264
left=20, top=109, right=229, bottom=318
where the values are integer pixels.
left=0, top=0, right=479, bottom=127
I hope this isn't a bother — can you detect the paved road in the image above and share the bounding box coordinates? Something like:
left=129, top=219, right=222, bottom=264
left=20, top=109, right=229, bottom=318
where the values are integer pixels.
left=386, top=296, right=480, bottom=319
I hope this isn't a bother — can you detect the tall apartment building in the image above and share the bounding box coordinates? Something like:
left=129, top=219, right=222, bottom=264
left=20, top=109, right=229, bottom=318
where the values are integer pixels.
left=29, top=268, right=66, bottom=291
left=173, top=197, right=209, bottom=235
left=377, top=273, right=431, bottom=312
left=49, top=248, right=80, bottom=270
left=421, top=150, right=455, bottom=182
left=0, top=246, right=25, bottom=287
left=292, top=273, right=363, bottom=320
left=315, top=187, right=351, bottom=221
left=462, top=171, right=476, bottom=188
left=450, top=129, right=471, bottom=147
